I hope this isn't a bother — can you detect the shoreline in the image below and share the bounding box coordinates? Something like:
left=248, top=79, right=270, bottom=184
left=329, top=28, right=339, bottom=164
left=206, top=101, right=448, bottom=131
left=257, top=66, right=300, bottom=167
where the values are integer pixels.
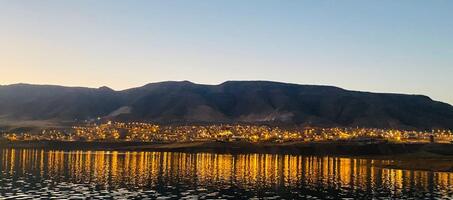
left=1, top=140, right=453, bottom=172
left=0, top=140, right=430, bottom=154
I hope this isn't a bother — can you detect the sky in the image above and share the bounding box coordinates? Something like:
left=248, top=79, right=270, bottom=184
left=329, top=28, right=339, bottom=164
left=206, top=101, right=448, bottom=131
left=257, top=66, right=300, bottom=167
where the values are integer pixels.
left=0, top=0, right=452, bottom=104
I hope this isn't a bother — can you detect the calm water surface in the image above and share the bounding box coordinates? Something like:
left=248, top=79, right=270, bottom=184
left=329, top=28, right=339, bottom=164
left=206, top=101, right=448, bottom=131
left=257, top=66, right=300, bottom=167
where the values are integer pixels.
left=0, top=149, right=452, bottom=199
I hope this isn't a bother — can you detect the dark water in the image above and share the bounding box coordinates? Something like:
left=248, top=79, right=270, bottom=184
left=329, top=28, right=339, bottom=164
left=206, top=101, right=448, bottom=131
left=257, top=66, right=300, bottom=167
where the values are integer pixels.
left=0, top=149, right=452, bottom=199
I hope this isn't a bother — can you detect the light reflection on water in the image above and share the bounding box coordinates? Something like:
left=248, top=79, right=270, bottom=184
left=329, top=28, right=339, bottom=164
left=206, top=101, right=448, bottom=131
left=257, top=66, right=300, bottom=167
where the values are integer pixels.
left=0, top=148, right=452, bottom=199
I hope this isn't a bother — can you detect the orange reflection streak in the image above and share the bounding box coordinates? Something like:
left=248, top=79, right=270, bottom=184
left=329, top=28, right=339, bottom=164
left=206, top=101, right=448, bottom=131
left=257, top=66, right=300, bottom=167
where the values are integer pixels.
left=0, top=149, right=452, bottom=194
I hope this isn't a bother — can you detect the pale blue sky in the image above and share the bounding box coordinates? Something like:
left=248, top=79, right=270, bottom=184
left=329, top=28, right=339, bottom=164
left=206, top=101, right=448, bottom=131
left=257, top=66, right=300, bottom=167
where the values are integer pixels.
left=0, top=0, right=452, bottom=104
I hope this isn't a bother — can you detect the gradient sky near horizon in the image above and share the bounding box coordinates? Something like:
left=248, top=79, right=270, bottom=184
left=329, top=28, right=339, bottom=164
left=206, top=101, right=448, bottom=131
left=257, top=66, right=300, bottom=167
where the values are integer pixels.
left=0, top=0, right=452, bottom=104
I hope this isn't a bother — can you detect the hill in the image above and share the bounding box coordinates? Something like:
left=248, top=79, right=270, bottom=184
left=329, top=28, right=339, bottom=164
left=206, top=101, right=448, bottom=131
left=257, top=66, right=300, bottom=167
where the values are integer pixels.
left=0, top=81, right=452, bottom=129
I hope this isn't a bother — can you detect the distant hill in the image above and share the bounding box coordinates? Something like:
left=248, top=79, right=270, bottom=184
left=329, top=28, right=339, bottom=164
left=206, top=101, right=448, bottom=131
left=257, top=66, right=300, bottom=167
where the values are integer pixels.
left=1, top=81, right=452, bottom=130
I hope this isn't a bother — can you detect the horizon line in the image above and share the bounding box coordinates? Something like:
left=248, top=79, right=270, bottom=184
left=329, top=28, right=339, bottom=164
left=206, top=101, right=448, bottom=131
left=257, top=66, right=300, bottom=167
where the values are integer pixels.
left=1, top=80, right=451, bottom=106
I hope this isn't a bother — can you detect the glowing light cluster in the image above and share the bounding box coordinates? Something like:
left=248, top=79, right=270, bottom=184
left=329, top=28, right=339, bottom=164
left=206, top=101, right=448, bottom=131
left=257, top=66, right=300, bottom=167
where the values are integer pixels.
left=2, top=122, right=452, bottom=143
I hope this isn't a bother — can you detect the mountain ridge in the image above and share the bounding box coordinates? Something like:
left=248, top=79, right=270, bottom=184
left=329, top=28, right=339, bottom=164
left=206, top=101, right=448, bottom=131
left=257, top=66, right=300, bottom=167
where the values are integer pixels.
left=0, top=81, right=452, bottom=130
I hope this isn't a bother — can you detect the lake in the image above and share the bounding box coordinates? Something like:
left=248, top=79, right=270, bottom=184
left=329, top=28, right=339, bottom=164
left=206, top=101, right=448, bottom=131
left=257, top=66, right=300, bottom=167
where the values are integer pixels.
left=0, top=149, right=452, bottom=199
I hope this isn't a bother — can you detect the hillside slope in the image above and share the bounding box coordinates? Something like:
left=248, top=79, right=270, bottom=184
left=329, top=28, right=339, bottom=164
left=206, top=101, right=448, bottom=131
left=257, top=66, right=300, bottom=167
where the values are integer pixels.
left=0, top=81, right=452, bottom=129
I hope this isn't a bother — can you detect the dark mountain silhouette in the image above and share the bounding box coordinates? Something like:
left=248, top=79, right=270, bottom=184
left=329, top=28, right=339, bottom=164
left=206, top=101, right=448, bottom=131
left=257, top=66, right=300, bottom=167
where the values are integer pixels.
left=1, top=81, right=452, bottom=129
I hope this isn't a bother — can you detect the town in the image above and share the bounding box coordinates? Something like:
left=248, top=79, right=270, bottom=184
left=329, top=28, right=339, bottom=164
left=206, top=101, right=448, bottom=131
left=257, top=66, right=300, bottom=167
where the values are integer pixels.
left=2, top=121, right=453, bottom=144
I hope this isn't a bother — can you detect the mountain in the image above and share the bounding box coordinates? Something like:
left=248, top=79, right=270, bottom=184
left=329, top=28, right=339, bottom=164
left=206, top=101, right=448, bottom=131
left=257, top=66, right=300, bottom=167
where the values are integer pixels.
left=0, top=81, right=452, bottom=130
left=0, top=84, right=123, bottom=121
